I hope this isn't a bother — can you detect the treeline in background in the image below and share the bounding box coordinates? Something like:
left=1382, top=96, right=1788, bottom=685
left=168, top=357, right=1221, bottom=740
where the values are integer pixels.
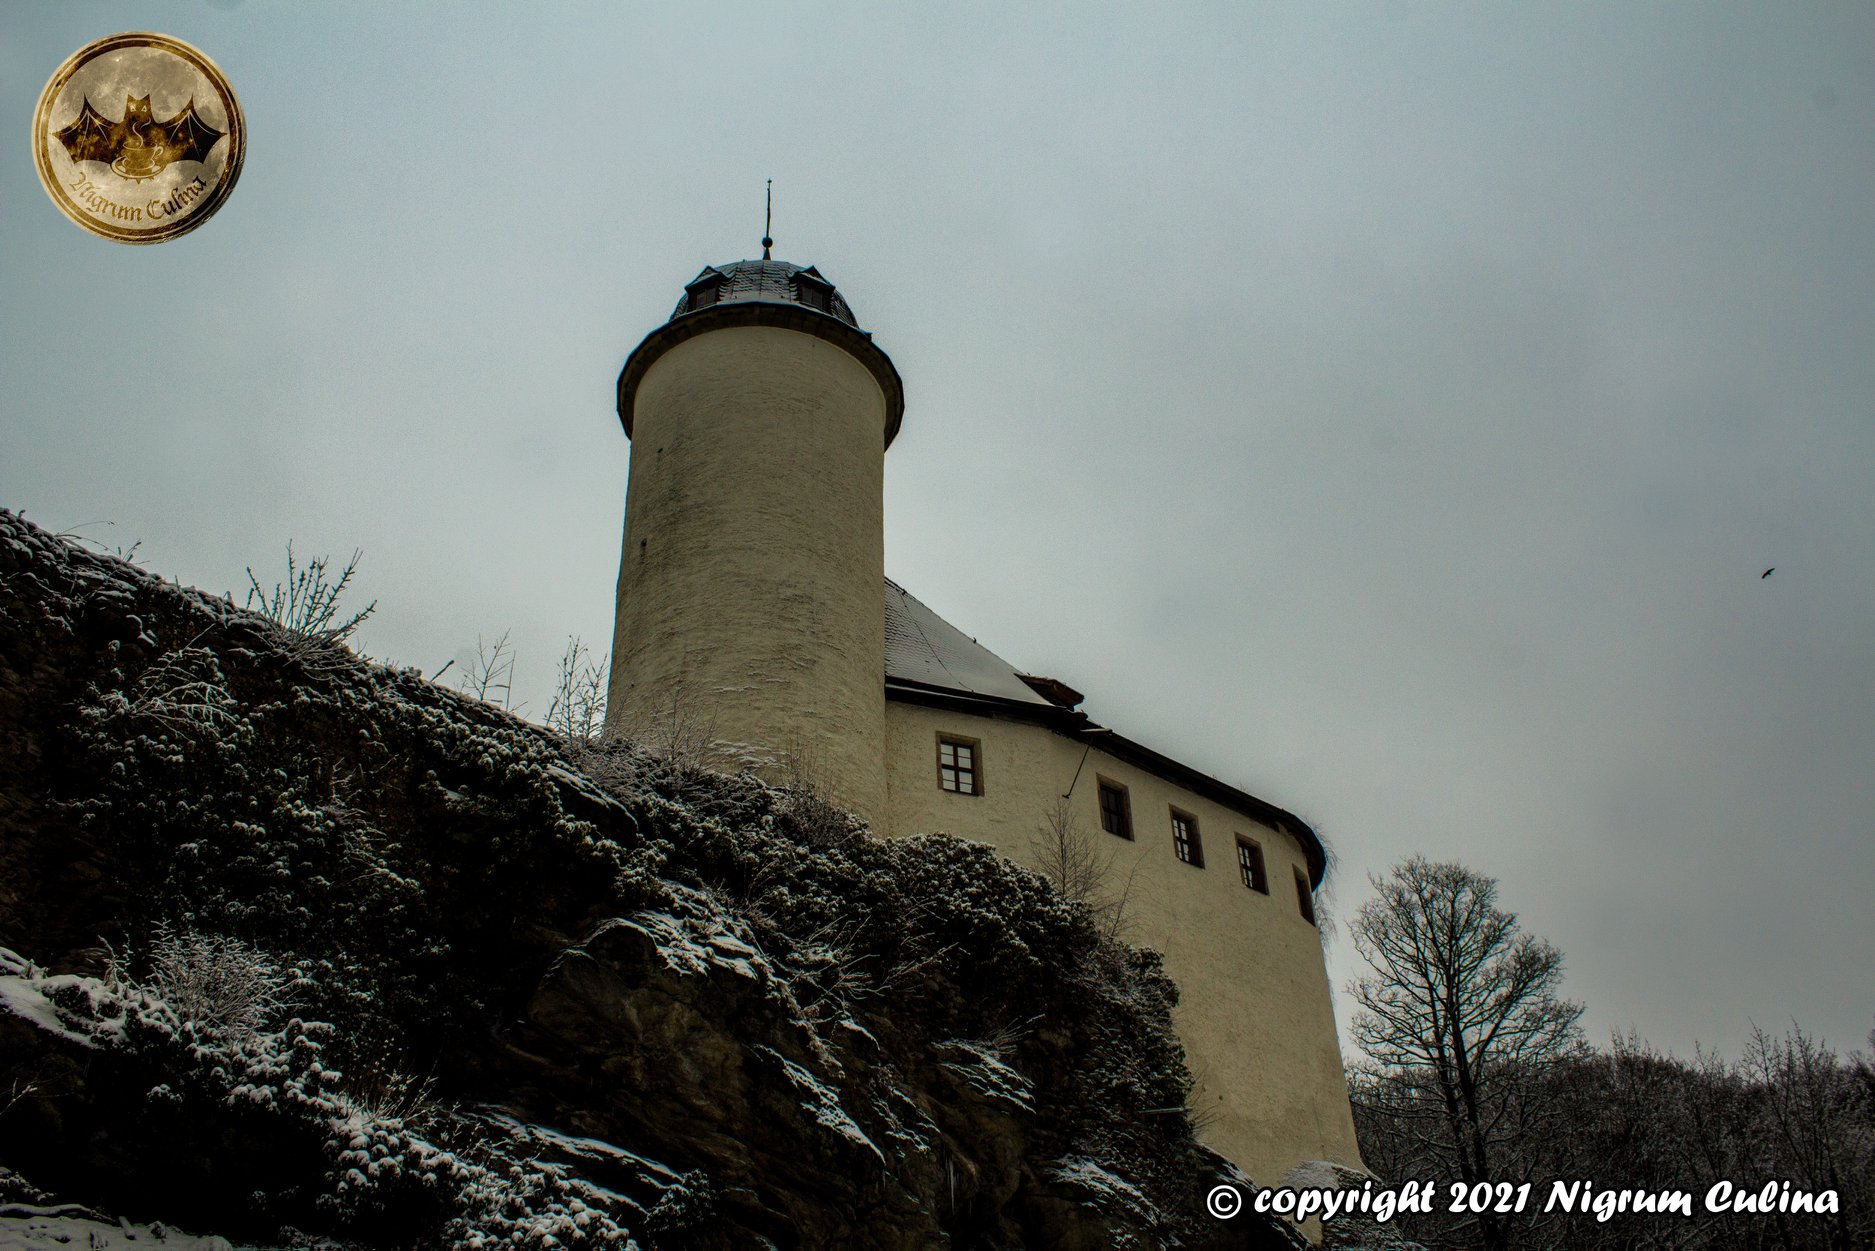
left=1343, top=858, right=1873, bottom=1250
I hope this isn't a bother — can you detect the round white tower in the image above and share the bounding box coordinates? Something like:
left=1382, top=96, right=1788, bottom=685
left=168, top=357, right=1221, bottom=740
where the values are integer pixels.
left=605, top=259, right=904, bottom=824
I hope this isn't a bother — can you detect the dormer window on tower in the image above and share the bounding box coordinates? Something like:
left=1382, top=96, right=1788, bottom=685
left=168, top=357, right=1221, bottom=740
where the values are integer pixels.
left=794, top=268, right=833, bottom=313
left=685, top=272, right=724, bottom=311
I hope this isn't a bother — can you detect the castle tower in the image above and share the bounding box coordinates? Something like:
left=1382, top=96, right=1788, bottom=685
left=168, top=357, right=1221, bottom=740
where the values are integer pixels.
left=606, top=258, right=904, bottom=824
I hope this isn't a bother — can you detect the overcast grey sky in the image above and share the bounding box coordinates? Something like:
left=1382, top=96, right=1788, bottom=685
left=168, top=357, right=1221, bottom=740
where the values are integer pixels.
left=5, top=3, right=1871, bottom=1066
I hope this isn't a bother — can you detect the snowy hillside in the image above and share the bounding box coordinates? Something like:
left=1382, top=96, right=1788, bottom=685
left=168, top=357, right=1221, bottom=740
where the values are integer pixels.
left=0, top=509, right=1302, bottom=1249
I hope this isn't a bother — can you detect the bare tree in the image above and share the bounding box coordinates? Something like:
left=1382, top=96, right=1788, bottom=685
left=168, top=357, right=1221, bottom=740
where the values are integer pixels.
left=457, top=630, right=517, bottom=710
left=544, top=636, right=607, bottom=752
left=1741, top=1024, right=1872, bottom=1249
left=1347, top=857, right=1583, bottom=1251
left=1029, top=797, right=1136, bottom=941
left=1531, top=1024, right=1875, bottom=1249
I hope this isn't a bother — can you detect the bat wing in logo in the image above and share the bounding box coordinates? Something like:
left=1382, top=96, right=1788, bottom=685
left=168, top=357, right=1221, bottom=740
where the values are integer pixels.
left=53, top=95, right=224, bottom=176
left=148, top=99, right=225, bottom=166
left=52, top=97, right=119, bottom=165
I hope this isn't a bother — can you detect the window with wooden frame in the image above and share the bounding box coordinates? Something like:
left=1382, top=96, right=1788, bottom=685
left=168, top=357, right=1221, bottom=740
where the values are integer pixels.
left=1097, top=779, right=1133, bottom=840
left=1237, top=837, right=1269, bottom=893
left=1170, top=808, right=1203, bottom=867
left=686, top=275, right=722, bottom=310
left=937, top=735, right=981, bottom=795
left=1295, top=867, right=1317, bottom=925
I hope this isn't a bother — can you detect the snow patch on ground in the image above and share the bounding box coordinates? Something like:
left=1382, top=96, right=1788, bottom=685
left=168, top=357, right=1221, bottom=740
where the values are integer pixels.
left=753, top=1045, right=885, bottom=1166
left=1048, top=1156, right=1159, bottom=1226
left=0, top=979, right=99, bottom=1051
left=0, top=1210, right=235, bottom=1249
left=480, top=1115, right=685, bottom=1186
left=613, top=886, right=772, bottom=986
left=934, top=1038, right=1034, bottom=1112
left=0, top=951, right=124, bottom=1050
left=544, top=763, right=635, bottom=821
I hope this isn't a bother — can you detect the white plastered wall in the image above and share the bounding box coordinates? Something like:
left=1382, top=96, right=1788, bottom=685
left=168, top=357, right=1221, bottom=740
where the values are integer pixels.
left=883, top=699, right=1363, bottom=1186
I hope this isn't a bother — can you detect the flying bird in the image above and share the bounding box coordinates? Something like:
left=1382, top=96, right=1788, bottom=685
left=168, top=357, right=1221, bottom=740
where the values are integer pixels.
left=1761, top=567, right=1775, bottom=579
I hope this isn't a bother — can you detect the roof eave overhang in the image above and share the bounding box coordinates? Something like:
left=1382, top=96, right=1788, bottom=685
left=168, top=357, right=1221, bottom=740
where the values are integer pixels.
left=884, top=679, right=1327, bottom=887
left=617, top=301, right=905, bottom=449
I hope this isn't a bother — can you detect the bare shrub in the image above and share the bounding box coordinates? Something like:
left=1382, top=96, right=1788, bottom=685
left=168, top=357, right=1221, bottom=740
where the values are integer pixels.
left=787, top=917, right=875, bottom=1026
left=338, top=1036, right=451, bottom=1133
left=456, top=629, right=517, bottom=711
left=556, top=734, right=653, bottom=799
left=773, top=739, right=863, bottom=848
left=0, top=1077, right=37, bottom=1120
left=650, top=682, right=719, bottom=770
left=125, top=643, right=238, bottom=735
left=977, top=1014, right=1039, bottom=1062
left=243, top=544, right=376, bottom=667
left=112, top=925, right=291, bottom=1041
left=612, top=680, right=720, bottom=771
left=55, top=520, right=143, bottom=563
left=873, top=901, right=961, bottom=996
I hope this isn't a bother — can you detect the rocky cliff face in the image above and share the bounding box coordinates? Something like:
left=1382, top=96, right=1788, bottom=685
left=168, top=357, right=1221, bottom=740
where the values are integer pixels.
left=0, top=509, right=1304, bottom=1249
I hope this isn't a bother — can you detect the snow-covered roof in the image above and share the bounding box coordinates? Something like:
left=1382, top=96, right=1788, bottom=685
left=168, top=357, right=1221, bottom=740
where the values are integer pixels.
left=884, top=579, right=1053, bottom=707
left=883, top=577, right=1329, bottom=886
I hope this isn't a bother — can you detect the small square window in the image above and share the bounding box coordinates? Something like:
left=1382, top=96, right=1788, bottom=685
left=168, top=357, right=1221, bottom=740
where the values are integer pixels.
left=1295, top=867, right=1317, bottom=925
left=686, top=277, right=721, bottom=310
left=1237, top=838, right=1268, bottom=893
left=1171, top=809, right=1203, bottom=867
left=1097, top=780, right=1133, bottom=840
left=937, top=735, right=980, bottom=795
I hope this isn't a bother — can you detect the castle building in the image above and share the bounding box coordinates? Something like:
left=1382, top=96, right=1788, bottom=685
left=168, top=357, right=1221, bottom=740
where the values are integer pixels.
left=605, top=253, right=1361, bottom=1187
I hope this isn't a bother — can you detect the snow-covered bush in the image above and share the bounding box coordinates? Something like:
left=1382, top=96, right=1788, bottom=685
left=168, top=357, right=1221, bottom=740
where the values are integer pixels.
left=113, top=926, right=292, bottom=1041
left=122, top=645, right=239, bottom=736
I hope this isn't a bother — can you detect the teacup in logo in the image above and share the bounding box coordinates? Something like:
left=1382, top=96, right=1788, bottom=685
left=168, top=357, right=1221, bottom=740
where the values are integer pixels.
left=33, top=32, right=244, bottom=244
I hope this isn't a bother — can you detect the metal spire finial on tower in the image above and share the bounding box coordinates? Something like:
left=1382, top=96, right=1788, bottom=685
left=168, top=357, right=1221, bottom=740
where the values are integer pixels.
left=761, top=179, right=774, bottom=259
